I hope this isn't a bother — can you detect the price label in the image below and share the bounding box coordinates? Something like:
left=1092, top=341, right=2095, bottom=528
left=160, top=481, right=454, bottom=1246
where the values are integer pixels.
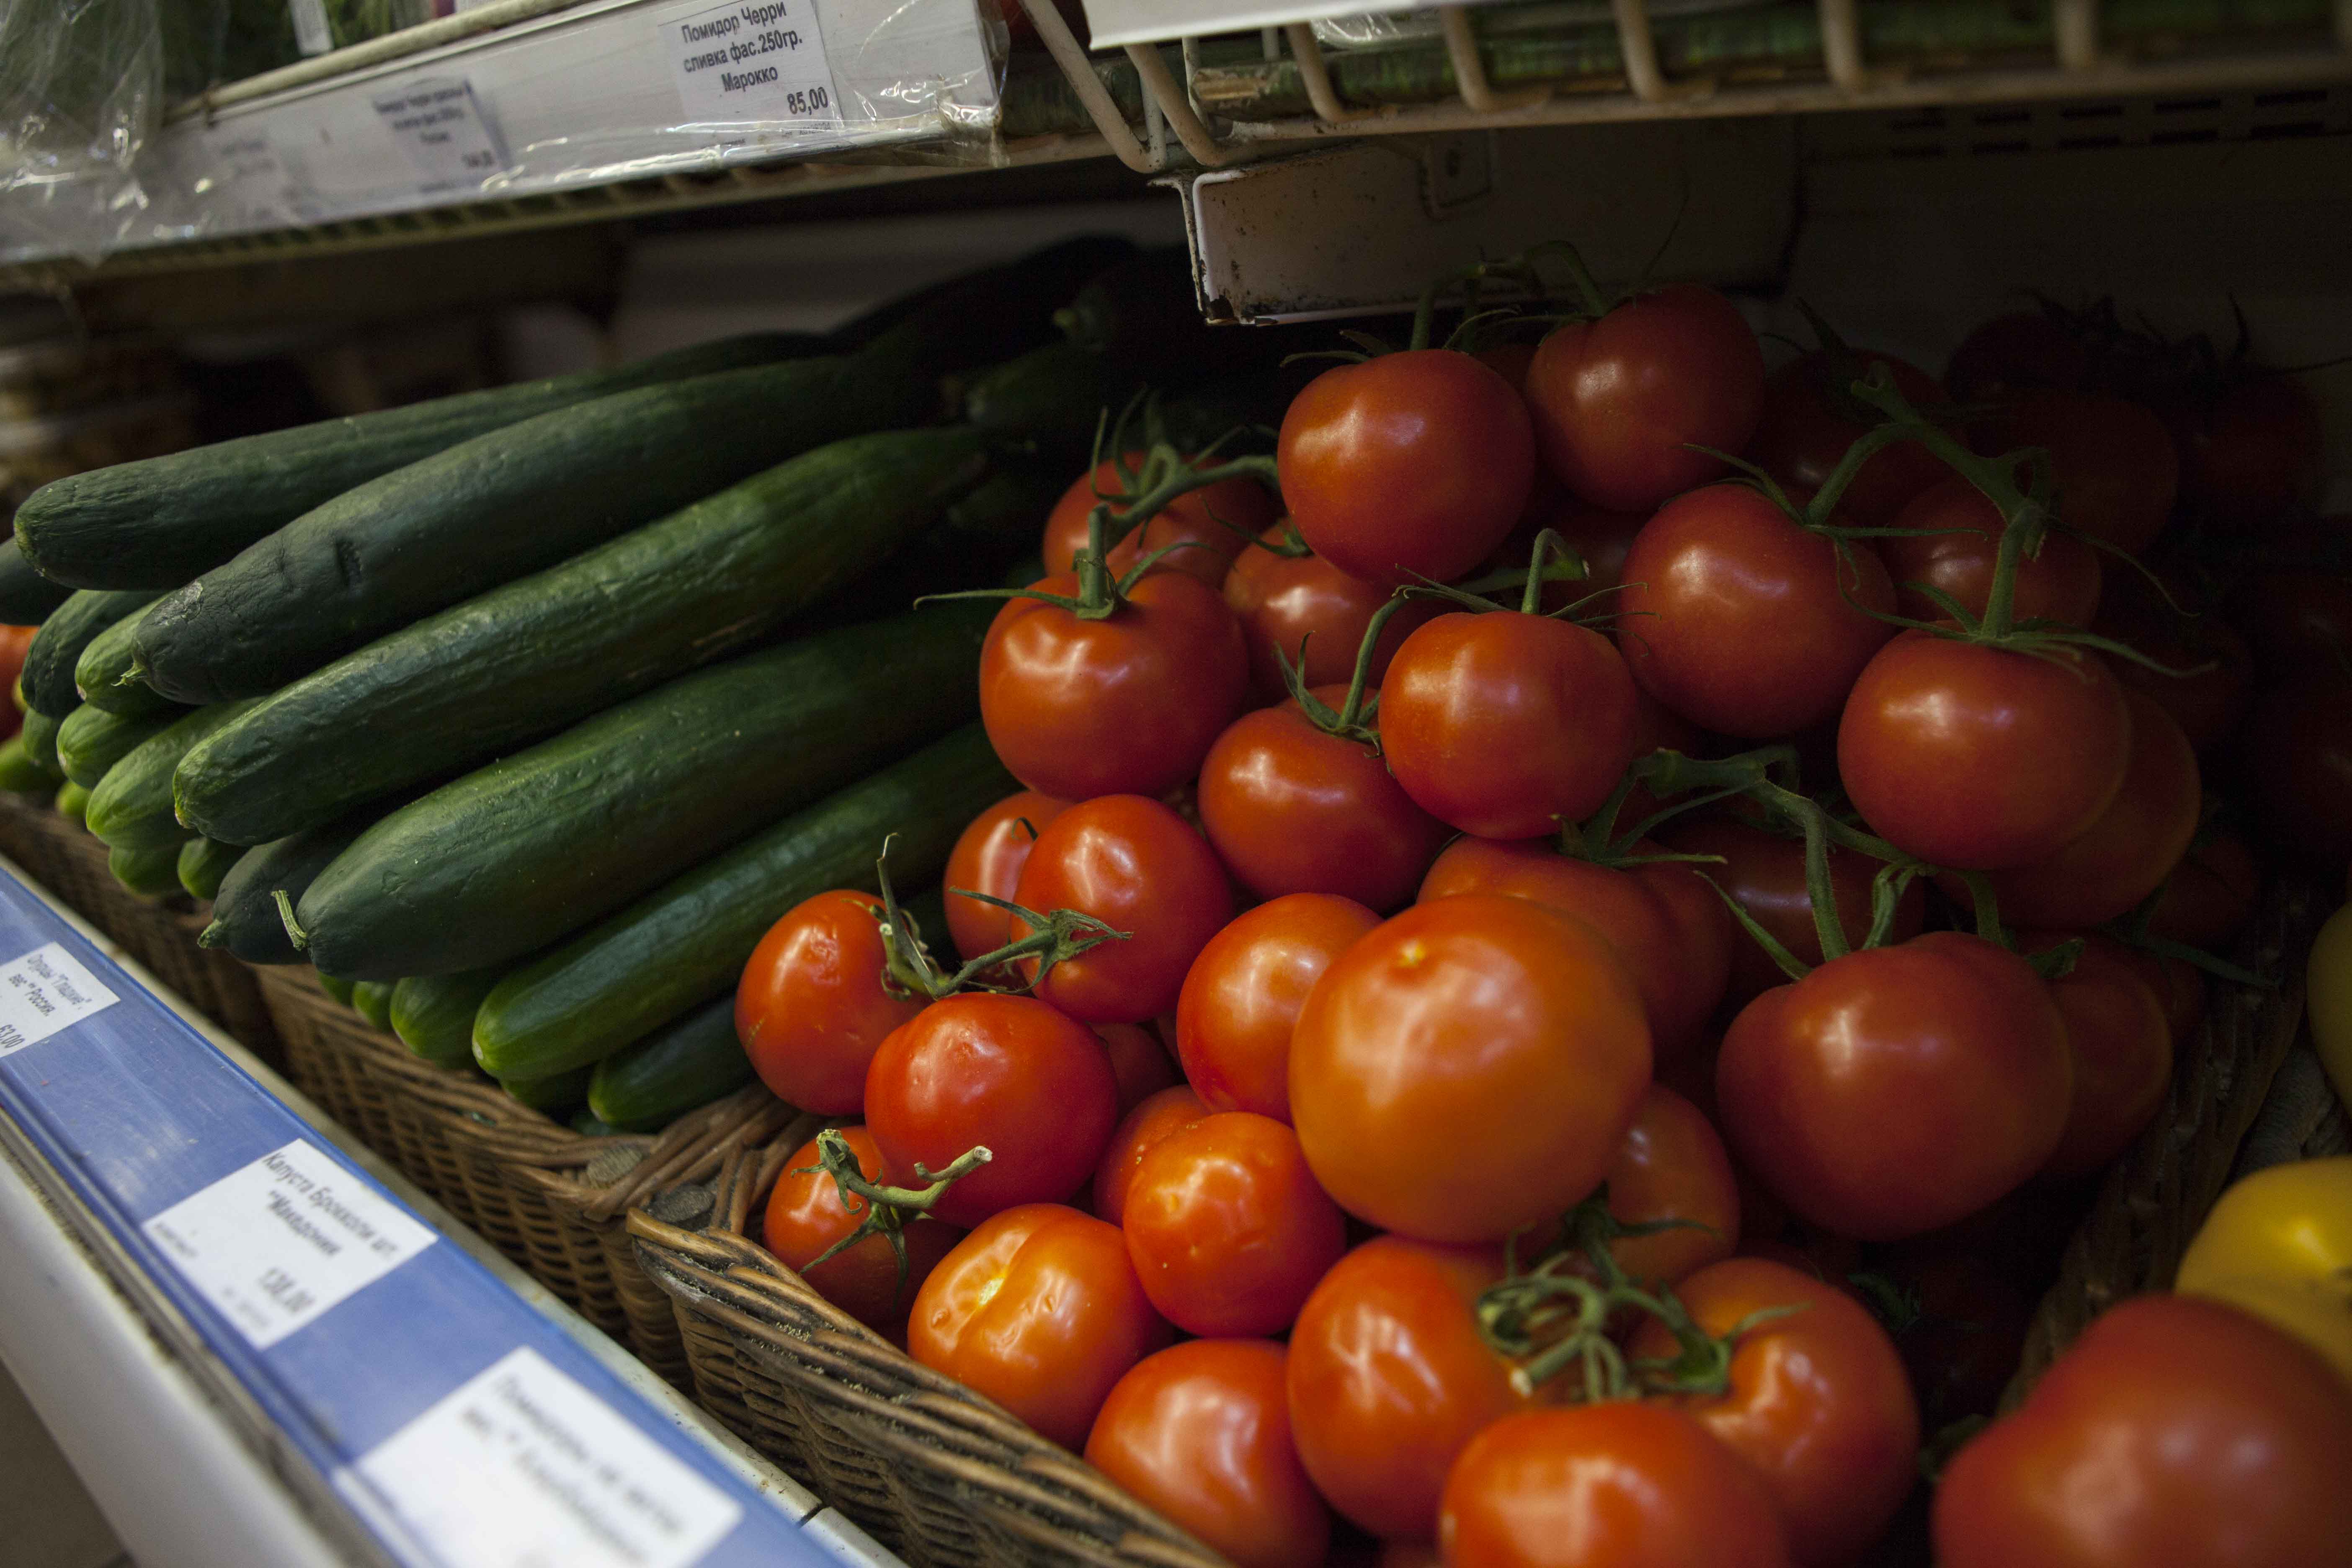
left=661, top=0, right=841, bottom=128
left=142, top=1138, right=436, bottom=1349
left=192, top=129, right=308, bottom=233
left=0, top=942, right=117, bottom=1057
left=370, top=77, right=508, bottom=194
left=348, top=1346, right=743, bottom=1568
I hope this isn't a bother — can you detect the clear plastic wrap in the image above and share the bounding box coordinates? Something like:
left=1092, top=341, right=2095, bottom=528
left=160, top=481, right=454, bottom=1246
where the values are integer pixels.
left=0, top=0, right=165, bottom=260
left=1310, top=0, right=1772, bottom=52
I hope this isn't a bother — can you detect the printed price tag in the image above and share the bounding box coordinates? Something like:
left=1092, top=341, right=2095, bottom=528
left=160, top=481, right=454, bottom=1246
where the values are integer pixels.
left=193, top=129, right=308, bottom=232
left=142, top=1138, right=436, bottom=1349
left=662, top=0, right=840, bottom=126
left=370, top=77, right=508, bottom=194
left=348, top=1346, right=743, bottom=1568
left=0, top=943, right=117, bottom=1057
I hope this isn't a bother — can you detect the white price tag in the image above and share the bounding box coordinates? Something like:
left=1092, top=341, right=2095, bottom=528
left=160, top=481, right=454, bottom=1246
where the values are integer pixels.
left=663, top=0, right=840, bottom=126
left=370, top=77, right=508, bottom=194
left=142, top=1139, right=436, bottom=1349
left=194, top=130, right=307, bottom=232
left=0, top=943, right=118, bottom=1057
left=348, top=1347, right=743, bottom=1568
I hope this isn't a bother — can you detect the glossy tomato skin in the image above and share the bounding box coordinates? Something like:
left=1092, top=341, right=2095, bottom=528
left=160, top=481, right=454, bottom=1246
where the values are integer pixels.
left=1093, top=1086, right=1210, bottom=1225
left=1715, top=933, right=2073, bottom=1240
left=1524, top=284, right=1766, bottom=511
left=1290, top=894, right=1651, bottom=1243
left=908, top=1203, right=1173, bottom=1450
left=2147, top=827, right=2259, bottom=950
left=1880, top=476, right=2102, bottom=626
left=1174, top=894, right=1380, bottom=1122
left=979, top=569, right=1248, bottom=801
left=1839, top=632, right=2132, bottom=870
left=1439, top=1403, right=1793, bottom=1568
left=1197, top=690, right=1449, bottom=910
left=2175, top=371, right=2324, bottom=530
left=1041, top=453, right=1275, bottom=588
left=1286, top=1237, right=1528, bottom=1541
left=1933, top=1294, right=2352, bottom=1568
left=1379, top=611, right=1640, bottom=840
left=1598, top=1083, right=1740, bottom=1287
left=1086, top=1341, right=1332, bottom=1568
left=1749, top=348, right=1947, bottom=527
left=1989, top=390, right=2178, bottom=554
left=1630, top=1258, right=1918, bottom=1568
left=736, top=891, right=923, bottom=1115
left=864, top=994, right=1119, bottom=1228
left=1222, top=524, right=1440, bottom=700
left=942, top=791, right=1069, bottom=964
left=1277, top=351, right=1535, bottom=587
left=1011, top=795, right=1234, bottom=1025
left=1098, top=1021, right=1179, bottom=1115
left=2094, top=575, right=2254, bottom=752
left=2019, top=931, right=2172, bottom=1179
left=1617, top=485, right=1897, bottom=738
left=1122, top=1112, right=1347, bottom=1336
left=2243, top=679, right=2352, bottom=862
left=763, top=1127, right=963, bottom=1344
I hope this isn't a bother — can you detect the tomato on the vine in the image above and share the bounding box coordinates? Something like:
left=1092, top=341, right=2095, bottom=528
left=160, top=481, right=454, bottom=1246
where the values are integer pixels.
left=2094, top=572, right=2253, bottom=751
left=2173, top=371, right=2324, bottom=530
left=1988, top=389, right=2178, bottom=554
left=1174, top=893, right=1379, bottom=1123
left=2028, top=934, right=2173, bottom=1183
left=1122, top=1111, right=1346, bottom=1336
left=736, top=890, right=922, bottom=1115
left=1879, top=475, right=2102, bottom=626
left=762, top=1126, right=963, bottom=1344
left=1041, top=453, right=1276, bottom=588
left=1749, top=347, right=1947, bottom=527
left=1222, top=523, right=1439, bottom=699
left=1944, top=311, right=2090, bottom=402
left=1592, top=1083, right=1740, bottom=1288
left=941, top=791, right=1068, bottom=963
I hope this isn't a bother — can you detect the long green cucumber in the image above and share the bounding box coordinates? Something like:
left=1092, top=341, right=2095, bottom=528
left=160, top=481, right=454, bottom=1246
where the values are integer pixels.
left=0, top=737, right=54, bottom=793
left=85, top=701, right=262, bottom=853
left=350, top=980, right=397, bottom=1031
left=58, top=703, right=183, bottom=789
left=24, top=591, right=162, bottom=717
left=499, top=1065, right=592, bottom=1119
left=135, top=356, right=939, bottom=707
left=294, top=603, right=988, bottom=981
left=17, top=707, right=59, bottom=773
left=175, top=427, right=990, bottom=846
left=200, top=807, right=387, bottom=965
left=475, top=724, right=1011, bottom=1078
left=109, top=840, right=183, bottom=897
left=13, top=333, right=822, bottom=590
left=0, top=541, right=71, bottom=625
left=74, top=606, right=173, bottom=716
left=317, top=972, right=357, bottom=1006
left=587, top=998, right=752, bottom=1132
left=390, top=969, right=505, bottom=1070
left=54, top=780, right=89, bottom=823
left=177, top=836, right=245, bottom=901
left=820, top=234, right=1133, bottom=362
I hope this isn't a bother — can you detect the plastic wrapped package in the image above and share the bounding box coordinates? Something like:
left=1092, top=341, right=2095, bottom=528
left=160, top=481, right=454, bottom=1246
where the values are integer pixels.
left=1310, top=0, right=1773, bottom=52
left=0, top=0, right=165, bottom=260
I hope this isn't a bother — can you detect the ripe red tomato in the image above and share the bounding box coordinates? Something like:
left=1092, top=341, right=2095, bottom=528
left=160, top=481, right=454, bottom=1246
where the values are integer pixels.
left=1041, top=453, right=1275, bottom=588
left=1748, top=348, right=1948, bottom=527
left=907, top=1203, right=1172, bottom=1449
left=1277, top=350, right=1535, bottom=587
left=1174, top=893, right=1379, bottom=1123
left=1715, top=932, right=2073, bottom=1240
left=1286, top=1236, right=1528, bottom=1541
left=979, top=568, right=1248, bottom=801
left=1122, top=1111, right=1346, bottom=1336
left=2019, top=931, right=2172, bottom=1179
left=1439, top=1403, right=1793, bottom=1568
left=1616, top=485, right=1896, bottom=738
left=2147, top=826, right=2259, bottom=950
left=2093, top=574, right=2253, bottom=751
left=942, top=791, right=1068, bottom=963
left=864, top=993, right=1119, bottom=1228
left=1839, top=632, right=2132, bottom=869
left=1595, top=1083, right=1740, bottom=1288
left=762, top=1127, right=963, bottom=1344
left=1290, top=894, right=1651, bottom=1243
left=1086, top=1341, right=1332, bottom=1568
left=1093, top=1086, right=1210, bottom=1224
left=2173, top=371, right=2324, bottom=530
left=1945, top=311, right=2089, bottom=402
left=1379, top=611, right=1640, bottom=840
left=736, top=890, right=922, bottom=1115
left=1009, top=795, right=1233, bottom=1025
left=2230, top=569, right=2352, bottom=687
left=1880, top=475, right=2102, bottom=626
left=1496, top=496, right=1651, bottom=603
left=2242, top=678, right=2352, bottom=861
left=1934, top=1294, right=2352, bottom=1568
left=1222, top=524, right=1440, bottom=700
left=1630, top=1257, right=1919, bottom=1568
left=1988, top=390, right=2178, bottom=554
left=0, top=626, right=32, bottom=739
left=1524, top=284, right=1766, bottom=511
left=1197, top=688, right=1449, bottom=910
left=1098, top=1021, right=1179, bottom=1115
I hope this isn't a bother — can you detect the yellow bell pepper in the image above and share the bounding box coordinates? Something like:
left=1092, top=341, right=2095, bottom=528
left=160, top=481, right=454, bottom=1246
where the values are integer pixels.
left=2313, top=902, right=2352, bottom=1109
left=2177, top=1157, right=2352, bottom=1386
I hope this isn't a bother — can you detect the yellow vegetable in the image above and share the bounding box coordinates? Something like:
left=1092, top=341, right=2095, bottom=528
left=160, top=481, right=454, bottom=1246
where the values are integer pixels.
left=2177, top=1157, right=2352, bottom=1386
left=2313, top=902, right=2352, bottom=1108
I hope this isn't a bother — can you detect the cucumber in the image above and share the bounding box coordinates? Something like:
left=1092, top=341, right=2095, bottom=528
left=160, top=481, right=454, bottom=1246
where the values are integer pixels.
left=109, top=839, right=183, bottom=897
left=24, top=591, right=162, bottom=717
left=475, top=724, right=1011, bottom=1079
left=350, top=980, right=397, bottom=1031
left=176, top=427, right=990, bottom=846
left=960, top=340, right=1147, bottom=457
left=74, top=606, right=173, bottom=717
left=941, top=463, right=1079, bottom=556
left=499, top=1064, right=592, bottom=1119
left=294, top=603, right=988, bottom=981
left=53, top=780, right=89, bottom=823
left=135, top=355, right=940, bottom=707
left=390, top=969, right=505, bottom=1070
left=570, top=1111, right=627, bottom=1138
left=58, top=703, right=182, bottom=789
left=0, top=541, right=72, bottom=625
left=317, top=972, right=357, bottom=1007
left=177, top=836, right=245, bottom=901
left=820, top=234, right=1134, bottom=361
left=587, top=997, right=754, bottom=1132
left=0, top=737, right=54, bottom=793
left=18, top=707, right=59, bottom=774
left=13, top=333, right=822, bottom=591
left=200, top=807, right=387, bottom=965
left=85, top=701, right=262, bottom=853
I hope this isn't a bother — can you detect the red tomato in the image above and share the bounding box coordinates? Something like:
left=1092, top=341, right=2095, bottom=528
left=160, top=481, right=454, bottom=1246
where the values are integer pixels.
left=1616, top=485, right=1897, bottom=739
left=1596, top=1083, right=1740, bottom=1288
left=1086, top=1340, right=1332, bottom=1568
left=864, top=993, right=1119, bottom=1228
left=1290, top=894, right=1651, bottom=1243
left=2243, top=678, right=2352, bottom=861
left=1010, top=795, right=1233, bottom=1025
left=1439, top=1403, right=1792, bottom=1568
left=1098, top=1021, right=1178, bottom=1115
left=1524, top=284, right=1766, bottom=511
left=1174, top=893, right=1379, bottom=1123
left=735, top=890, right=921, bottom=1115
left=1286, top=1236, right=1528, bottom=1540
left=979, top=568, right=1248, bottom=801
left=2093, top=575, right=2253, bottom=751
left=762, top=1127, right=963, bottom=1344
left=1277, top=350, right=1535, bottom=587
left=2174, top=371, right=2324, bottom=530
left=1839, top=632, right=2132, bottom=869
left=2230, top=569, right=2352, bottom=688
left=1093, top=1086, right=1210, bottom=1225
left=1988, top=390, right=2179, bottom=554
left=1630, top=1257, right=1919, bottom=1568
left=2019, top=931, right=2172, bottom=1179
left=1944, top=311, right=2089, bottom=402
left=0, top=626, right=32, bottom=739
left=1497, top=497, right=1651, bottom=603
left=942, top=791, right=1068, bottom=964
left=1222, top=524, right=1440, bottom=700
left=907, top=1203, right=1172, bottom=1449
left=1715, top=933, right=2073, bottom=1240
left=1934, top=1294, right=2352, bottom=1568
left=1379, top=611, right=1640, bottom=840
left=1880, top=476, right=2103, bottom=627
left=1123, top=1112, right=1347, bottom=1336
left=1196, top=688, right=1449, bottom=910
left=1041, top=452, right=1275, bottom=588
left=1748, top=348, right=1948, bottom=527
left=2147, top=826, right=2259, bottom=950
left=1417, top=836, right=1729, bottom=1059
